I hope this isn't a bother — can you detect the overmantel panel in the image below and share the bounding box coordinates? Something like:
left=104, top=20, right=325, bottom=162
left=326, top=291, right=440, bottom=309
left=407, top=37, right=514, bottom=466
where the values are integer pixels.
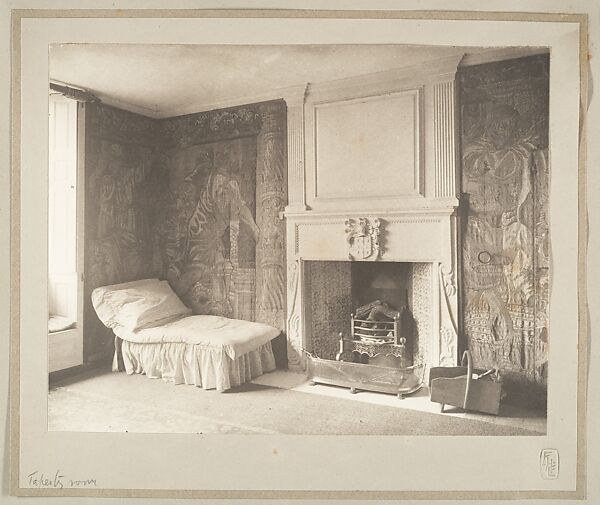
left=311, top=89, right=423, bottom=202
left=302, top=54, right=462, bottom=214
left=306, top=88, right=424, bottom=211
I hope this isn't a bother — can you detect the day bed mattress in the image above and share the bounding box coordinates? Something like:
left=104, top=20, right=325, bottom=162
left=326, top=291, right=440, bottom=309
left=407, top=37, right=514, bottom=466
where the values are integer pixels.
left=113, top=314, right=280, bottom=360
left=112, top=315, right=280, bottom=392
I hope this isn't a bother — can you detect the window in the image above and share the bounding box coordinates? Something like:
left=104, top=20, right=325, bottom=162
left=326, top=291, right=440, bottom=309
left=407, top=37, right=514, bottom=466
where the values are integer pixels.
left=48, top=93, right=84, bottom=372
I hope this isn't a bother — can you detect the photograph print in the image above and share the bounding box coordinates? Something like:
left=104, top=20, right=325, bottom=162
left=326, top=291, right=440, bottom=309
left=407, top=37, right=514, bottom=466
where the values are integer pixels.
left=47, top=43, right=550, bottom=437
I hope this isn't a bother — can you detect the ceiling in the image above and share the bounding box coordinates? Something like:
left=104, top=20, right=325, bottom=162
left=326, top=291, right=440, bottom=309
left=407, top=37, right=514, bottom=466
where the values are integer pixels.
left=49, top=44, right=545, bottom=119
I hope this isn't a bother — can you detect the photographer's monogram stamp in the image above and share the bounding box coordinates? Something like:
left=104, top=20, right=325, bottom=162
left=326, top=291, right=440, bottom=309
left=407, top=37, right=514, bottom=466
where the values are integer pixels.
left=540, top=449, right=559, bottom=480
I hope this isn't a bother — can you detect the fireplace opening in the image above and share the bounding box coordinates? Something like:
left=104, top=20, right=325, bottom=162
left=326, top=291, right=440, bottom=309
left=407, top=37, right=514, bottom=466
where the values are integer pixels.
left=305, top=260, right=432, bottom=369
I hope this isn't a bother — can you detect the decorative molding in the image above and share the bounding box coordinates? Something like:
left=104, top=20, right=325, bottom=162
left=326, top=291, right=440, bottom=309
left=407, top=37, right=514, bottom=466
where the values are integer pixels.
left=294, top=224, right=300, bottom=255
left=433, top=80, right=457, bottom=198
left=386, top=217, right=443, bottom=225
left=90, top=92, right=160, bottom=118
left=50, top=81, right=99, bottom=103
left=296, top=219, right=348, bottom=227
left=161, top=83, right=308, bottom=119
left=344, top=218, right=382, bottom=261
left=286, top=208, right=456, bottom=220
left=306, top=54, right=464, bottom=100
left=460, top=47, right=549, bottom=68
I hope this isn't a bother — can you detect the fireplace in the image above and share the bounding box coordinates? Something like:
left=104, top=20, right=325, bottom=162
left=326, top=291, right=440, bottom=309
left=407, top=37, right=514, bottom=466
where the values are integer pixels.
left=281, top=54, right=463, bottom=380
left=285, top=209, right=460, bottom=382
left=304, top=261, right=433, bottom=370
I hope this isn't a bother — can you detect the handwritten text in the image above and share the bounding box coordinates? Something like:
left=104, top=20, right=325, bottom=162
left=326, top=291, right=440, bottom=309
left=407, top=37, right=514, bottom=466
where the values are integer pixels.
left=27, top=470, right=97, bottom=489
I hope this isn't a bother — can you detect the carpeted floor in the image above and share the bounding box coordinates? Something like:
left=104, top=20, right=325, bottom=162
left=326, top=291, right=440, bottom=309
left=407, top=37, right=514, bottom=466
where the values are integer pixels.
left=48, top=367, right=542, bottom=436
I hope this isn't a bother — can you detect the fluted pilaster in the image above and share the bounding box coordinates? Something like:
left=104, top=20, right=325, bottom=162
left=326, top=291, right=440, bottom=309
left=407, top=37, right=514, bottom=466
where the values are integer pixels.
left=283, top=84, right=308, bottom=212
left=433, top=80, right=457, bottom=199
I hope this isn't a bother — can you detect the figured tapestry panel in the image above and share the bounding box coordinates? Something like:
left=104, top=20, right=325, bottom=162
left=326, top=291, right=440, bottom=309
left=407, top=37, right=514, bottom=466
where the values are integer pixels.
left=153, top=137, right=259, bottom=318
left=459, top=55, right=549, bottom=406
left=84, top=103, right=160, bottom=362
left=155, top=101, right=288, bottom=330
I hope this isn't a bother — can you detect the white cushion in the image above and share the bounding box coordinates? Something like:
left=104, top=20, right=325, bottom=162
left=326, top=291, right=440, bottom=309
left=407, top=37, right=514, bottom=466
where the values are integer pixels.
left=48, top=315, right=76, bottom=333
left=92, top=279, right=192, bottom=331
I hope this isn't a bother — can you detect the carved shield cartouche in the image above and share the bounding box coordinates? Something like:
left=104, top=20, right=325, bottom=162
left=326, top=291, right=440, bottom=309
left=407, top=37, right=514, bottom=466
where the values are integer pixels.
left=344, top=218, right=382, bottom=261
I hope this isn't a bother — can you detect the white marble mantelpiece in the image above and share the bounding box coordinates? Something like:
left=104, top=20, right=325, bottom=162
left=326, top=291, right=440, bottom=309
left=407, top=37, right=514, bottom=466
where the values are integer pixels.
left=283, top=54, right=463, bottom=372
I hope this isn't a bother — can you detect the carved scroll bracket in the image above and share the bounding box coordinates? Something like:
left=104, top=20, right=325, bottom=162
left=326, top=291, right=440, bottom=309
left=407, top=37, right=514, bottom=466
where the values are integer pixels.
left=286, top=259, right=304, bottom=370
left=438, top=262, right=459, bottom=367
left=344, top=217, right=383, bottom=261
left=440, top=263, right=457, bottom=298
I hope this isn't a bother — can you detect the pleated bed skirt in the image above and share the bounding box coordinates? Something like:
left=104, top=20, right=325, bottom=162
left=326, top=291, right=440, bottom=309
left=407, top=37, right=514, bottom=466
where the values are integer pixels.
left=116, top=339, right=277, bottom=392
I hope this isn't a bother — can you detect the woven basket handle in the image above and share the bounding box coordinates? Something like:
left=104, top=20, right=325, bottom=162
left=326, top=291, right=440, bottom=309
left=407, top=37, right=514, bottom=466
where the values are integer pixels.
left=461, top=350, right=473, bottom=409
